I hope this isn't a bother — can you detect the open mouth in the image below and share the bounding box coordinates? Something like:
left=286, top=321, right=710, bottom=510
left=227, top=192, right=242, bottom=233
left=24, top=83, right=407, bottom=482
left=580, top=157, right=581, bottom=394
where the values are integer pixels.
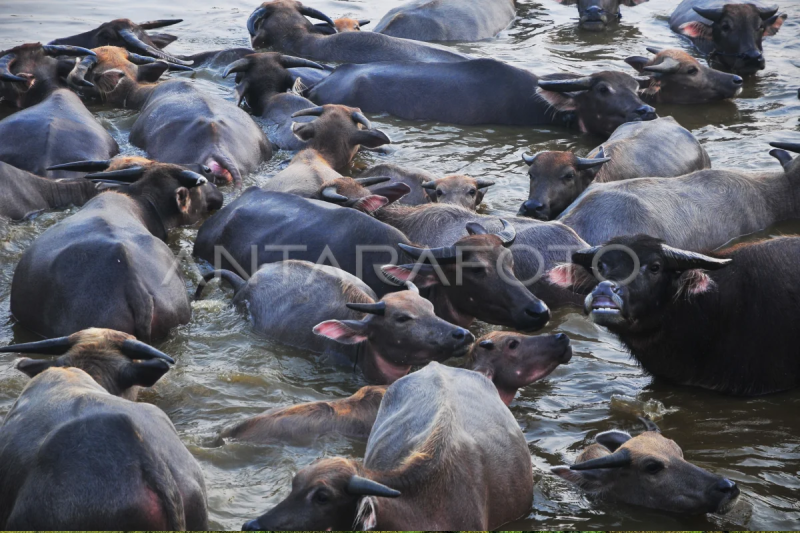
left=590, top=295, right=620, bottom=315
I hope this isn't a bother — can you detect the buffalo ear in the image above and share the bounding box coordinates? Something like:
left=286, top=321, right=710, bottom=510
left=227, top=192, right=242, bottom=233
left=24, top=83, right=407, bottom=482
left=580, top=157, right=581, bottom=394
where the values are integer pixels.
left=678, top=21, right=712, bottom=41
left=764, top=13, right=786, bottom=37
left=353, top=129, right=392, bottom=149
left=381, top=264, right=441, bottom=288
left=674, top=269, right=716, bottom=298
left=147, top=33, right=178, bottom=49
left=313, top=320, right=369, bottom=344
left=353, top=195, right=389, bottom=214
left=547, top=263, right=597, bottom=290
left=536, top=88, right=577, bottom=112
left=137, top=62, right=170, bottom=83
left=95, top=68, right=127, bottom=93
left=123, top=359, right=171, bottom=388
left=595, top=430, right=632, bottom=452
left=292, top=122, right=316, bottom=141
left=624, top=56, right=649, bottom=74
left=16, top=358, right=57, bottom=378
left=175, top=187, right=191, bottom=214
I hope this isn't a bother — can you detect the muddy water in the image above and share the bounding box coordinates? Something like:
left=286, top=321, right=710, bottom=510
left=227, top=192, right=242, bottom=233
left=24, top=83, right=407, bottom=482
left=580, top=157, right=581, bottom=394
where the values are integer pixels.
left=0, top=0, right=799, bottom=530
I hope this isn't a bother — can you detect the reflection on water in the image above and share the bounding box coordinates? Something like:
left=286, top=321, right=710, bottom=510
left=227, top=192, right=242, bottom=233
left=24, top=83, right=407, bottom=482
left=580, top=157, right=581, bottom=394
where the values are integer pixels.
left=0, top=0, right=799, bottom=530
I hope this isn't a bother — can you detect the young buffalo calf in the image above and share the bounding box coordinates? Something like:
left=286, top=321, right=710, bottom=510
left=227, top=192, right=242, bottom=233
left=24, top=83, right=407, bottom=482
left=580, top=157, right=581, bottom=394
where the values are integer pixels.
left=221, top=331, right=571, bottom=444
left=0, top=328, right=209, bottom=530
left=553, top=418, right=739, bottom=515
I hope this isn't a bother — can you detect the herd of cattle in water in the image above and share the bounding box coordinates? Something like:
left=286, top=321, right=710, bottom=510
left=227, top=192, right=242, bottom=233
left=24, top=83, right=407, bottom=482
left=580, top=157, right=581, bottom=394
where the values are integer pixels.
left=0, top=0, right=795, bottom=529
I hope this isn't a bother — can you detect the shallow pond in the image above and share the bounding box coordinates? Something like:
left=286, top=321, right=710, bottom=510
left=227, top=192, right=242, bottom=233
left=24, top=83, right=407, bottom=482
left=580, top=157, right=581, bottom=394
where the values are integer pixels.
left=0, top=0, right=798, bottom=530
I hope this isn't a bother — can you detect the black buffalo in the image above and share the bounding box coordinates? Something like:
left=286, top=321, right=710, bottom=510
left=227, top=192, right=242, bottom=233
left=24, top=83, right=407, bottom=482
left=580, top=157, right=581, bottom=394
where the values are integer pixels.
left=0, top=161, right=99, bottom=220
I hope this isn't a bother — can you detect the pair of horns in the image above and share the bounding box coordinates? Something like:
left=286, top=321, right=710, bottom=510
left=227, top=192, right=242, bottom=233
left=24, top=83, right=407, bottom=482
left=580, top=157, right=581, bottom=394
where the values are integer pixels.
left=118, top=28, right=191, bottom=66
left=0, top=336, right=175, bottom=364
left=222, top=54, right=324, bottom=79
left=769, top=141, right=800, bottom=169
left=0, top=44, right=96, bottom=83
left=347, top=475, right=400, bottom=498
left=292, top=106, right=372, bottom=129
left=345, top=282, right=420, bottom=316
left=572, top=242, right=731, bottom=272
left=47, top=161, right=207, bottom=188
left=521, top=150, right=610, bottom=170
left=538, top=76, right=594, bottom=93
left=248, top=4, right=336, bottom=37
left=693, top=4, right=777, bottom=22
left=421, top=178, right=495, bottom=190
left=570, top=417, right=660, bottom=471
left=642, top=56, right=681, bottom=75
left=138, top=19, right=183, bottom=30
left=399, top=219, right=517, bottom=264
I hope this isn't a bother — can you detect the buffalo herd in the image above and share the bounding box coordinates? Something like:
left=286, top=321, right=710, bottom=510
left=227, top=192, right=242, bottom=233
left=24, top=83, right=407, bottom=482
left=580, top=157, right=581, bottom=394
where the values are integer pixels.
left=0, top=0, right=795, bottom=530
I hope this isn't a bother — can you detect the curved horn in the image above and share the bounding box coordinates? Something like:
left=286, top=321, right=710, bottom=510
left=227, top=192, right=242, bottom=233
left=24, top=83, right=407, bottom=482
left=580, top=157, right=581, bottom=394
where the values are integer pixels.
left=128, top=52, right=192, bottom=71
left=645, top=46, right=663, bottom=55
left=660, top=244, right=731, bottom=271
left=692, top=6, right=725, bottom=22
left=575, top=156, right=610, bottom=170
left=279, top=55, right=324, bottom=70
left=755, top=4, right=779, bottom=20
left=138, top=19, right=183, bottom=30
left=770, top=149, right=793, bottom=168
left=466, top=222, right=488, bottom=235
left=47, top=159, right=112, bottom=172
left=405, top=280, right=419, bottom=295
left=354, top=176, right=391, bottom=187
left=176, top=170, right=208, bottom=189
left=85, top=165, right=146, bottom=183
left=0, top=53, right=25, bottom=82
left=0, top=336, right=74, bottom=355
left=347, top=475, right=400, bottom=498
left=358, top=19, right=371, bottom=27
left=522, top=152, right=539, bottom=165
left=299, top=5, right=337, bottom=29
left=41, top=44, right=97, bottom=57
left=320, top=186, right=348, bottom=203
left=399, top=242, right=459, bottom=264
left=769, top=142, right=800, bottom=154
left=120, top=339, right=175, bottom=364
left=247, top=6, right=269, bottom=36
left=421, top=180, right=438, bottom=191
left=495, top=219, right=516, bottom=247
left=538, top=77, right=594, bottom=93
left=346, top=301, right=386, bottom=316
left=643, top=56, right=681, bottom=75
left=572, top=246, right=601, bottom=270
left=475, top=178, right=495, bottom=189
left=638, top=416, right=661, bottom=433
left=222, top=58, right=251, bottom=79
left=570, top=448, right=632, bottom=470
left=352, top=111, right=371, bottom=129
left=118, top=28, right=191, bottom=65
left=291, top=106, right=325, bottom=118
left=67, top=55, right=97, bottom=88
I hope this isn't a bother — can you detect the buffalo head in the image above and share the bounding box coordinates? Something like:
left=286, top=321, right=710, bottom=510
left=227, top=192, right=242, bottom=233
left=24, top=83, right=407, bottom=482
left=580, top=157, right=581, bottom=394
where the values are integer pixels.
left=422, top=175, right=495, bottom=210
left=247, top=0, right=337, bottom=49
left=3, top=328, right=174, bottom=400
left=557, top=0, right=648, bottom=31
left=553, top=418, right=740, bottom=515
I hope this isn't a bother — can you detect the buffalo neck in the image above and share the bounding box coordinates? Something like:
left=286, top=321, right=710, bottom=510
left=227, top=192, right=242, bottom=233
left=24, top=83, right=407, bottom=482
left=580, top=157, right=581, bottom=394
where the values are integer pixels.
left=470, top=364, right=517, bottom=405
left=40, top=177, right=98, bottom=210
left=120, top=81, right=157, bottom=111
left=130, top=192, right=172, bottom=241
left=428, top=284, right=475, bottom=329
left=750, top=168, right=798, bottom=221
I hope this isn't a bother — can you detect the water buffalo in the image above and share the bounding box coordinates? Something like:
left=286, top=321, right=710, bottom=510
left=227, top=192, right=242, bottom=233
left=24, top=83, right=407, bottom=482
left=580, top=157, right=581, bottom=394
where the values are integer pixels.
left=0, top=161, right=99, bottom=220
left=359, top=163, right=439, bottom=206
left=557, top=142, right=800, bottom=251
left=382, top=220, right=553, bottom=331
left=193, top=188, right=412, bottom=297
left=373, top=202, right=588, bottom=308
left=421, top=174, right=495, bottom=210
left=222, top=52, right=325, bottom=150
left=261, top=105, right=393, bottom=199
left=49, top=18, right=190, bottom=65
left=0, top=43, right=95, bottom=108
left=196, top=262, right=472, bottom=383
left=308, top=58, right=656, bottom=136
left=625, top=48, right=743, bottom=104
left=519, top=117, right=711, bottom=220
left=555, top=0, right=648, bottom=31
left=669, top=0, right=786, bottom=75
left=242, top=362, right=533, bottom=530
left=246, top=0, right=470, bottom=63
left=551, top=233, right=800, bottom=395
left=68, top=46, right=271, bottom=185
left=11, top=163, right=222, bottom=342
left=0, top=328, right=208, bottom=530
left=373, top=0, right=516, bottom=41
left=553, top=418, right=740, bottom=515
left=222, top=331, right=571, bottom=443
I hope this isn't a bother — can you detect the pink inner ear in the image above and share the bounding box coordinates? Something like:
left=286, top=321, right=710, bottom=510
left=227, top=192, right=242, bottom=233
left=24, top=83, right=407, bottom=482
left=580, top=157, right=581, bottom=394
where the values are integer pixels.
left=677, top=269, right=716, bottom=298
left=382, top=265, right=439, bottom=288
left=535, top=87, right=578, bottom=112
left=548, top=263, right=595, bottom=289
left=765, top=14, right=786, bottom=37
left=678, top=21, right=712, bottom=40
left=355, top=195, right=389, bottom=213
left=313, top=321, right=367, bottom=344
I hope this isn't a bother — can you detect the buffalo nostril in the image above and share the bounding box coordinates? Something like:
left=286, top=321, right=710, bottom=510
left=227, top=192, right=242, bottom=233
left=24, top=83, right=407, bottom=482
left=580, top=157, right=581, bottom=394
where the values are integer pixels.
left=555, top=333, right=568, bottom=342
left=714, top=478, right=737, bottom=493
left=452, top=328, right=469, bottom=340
left=586, top=5, right=602, bottom=13
left=635, top=105, right=655, bottom=116
left=525, top=301, right=551, bottom=322
left=732, top=75, right=743, bottom=85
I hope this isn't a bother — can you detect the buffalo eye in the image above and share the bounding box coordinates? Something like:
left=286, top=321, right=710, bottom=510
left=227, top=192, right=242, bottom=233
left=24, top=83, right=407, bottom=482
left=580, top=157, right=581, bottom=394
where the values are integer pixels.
left=687, top=66, right=698, bottom=75
left=313, top=489, right=332, bottom=504
left=648, top=262, right=661, bottom=274
left=562, top=172, right=575, bottom=181
left=597, top=85, right=610, bottom=95
left=436, top=189, right=444, bottom=197
left=720, top=22, right=731, bottom=32
left=643, top=460, right=665, bottom=475
left=508, top=339, right=520, bottom=350
left=395, top=315, right=412, bottom=324
left=468, top=188, right=477, bottom=196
